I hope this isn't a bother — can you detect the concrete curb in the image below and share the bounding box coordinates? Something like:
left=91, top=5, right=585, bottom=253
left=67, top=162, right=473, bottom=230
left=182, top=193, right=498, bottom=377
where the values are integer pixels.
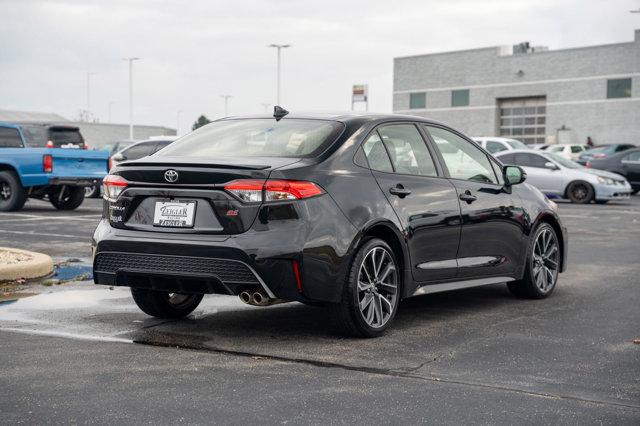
left=0, top=247, right=54, bottom=282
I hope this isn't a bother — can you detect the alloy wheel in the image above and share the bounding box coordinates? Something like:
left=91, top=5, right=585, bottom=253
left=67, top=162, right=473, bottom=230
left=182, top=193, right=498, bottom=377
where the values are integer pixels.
left=532, top=228, right=559, bottom=293
left=571, top=183, right=588, bottom=202
left=357, top=246, right=398, bottom=328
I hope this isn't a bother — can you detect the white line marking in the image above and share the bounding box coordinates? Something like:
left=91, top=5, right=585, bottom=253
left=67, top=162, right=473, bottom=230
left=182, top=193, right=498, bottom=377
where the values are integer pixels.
left=0, top=327, right=133, bottom=343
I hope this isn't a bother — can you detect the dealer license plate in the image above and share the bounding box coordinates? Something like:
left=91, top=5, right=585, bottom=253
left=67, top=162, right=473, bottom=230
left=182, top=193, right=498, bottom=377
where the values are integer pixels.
left=153, top=200, right=196, bottom=228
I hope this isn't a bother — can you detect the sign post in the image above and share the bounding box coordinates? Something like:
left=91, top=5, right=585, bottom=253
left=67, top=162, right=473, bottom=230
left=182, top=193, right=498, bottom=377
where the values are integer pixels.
left=352, top=84, right=369, bottom=111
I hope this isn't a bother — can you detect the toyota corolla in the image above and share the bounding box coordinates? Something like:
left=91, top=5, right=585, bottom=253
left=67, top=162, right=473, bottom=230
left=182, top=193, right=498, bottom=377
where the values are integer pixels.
left=93, top=109, right=567, bottom=337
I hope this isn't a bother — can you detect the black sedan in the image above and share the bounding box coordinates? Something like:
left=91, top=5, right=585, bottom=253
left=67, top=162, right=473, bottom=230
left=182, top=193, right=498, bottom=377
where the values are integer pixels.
left=576, top=144, right=636, bottom=165
left=586, top=147, right=640, bottom=194
left=93, top=109, right=567, bottom=337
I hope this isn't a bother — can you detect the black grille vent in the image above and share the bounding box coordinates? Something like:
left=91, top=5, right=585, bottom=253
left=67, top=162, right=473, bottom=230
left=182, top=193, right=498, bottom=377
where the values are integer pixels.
left=95, top=252, right=258, bottom=284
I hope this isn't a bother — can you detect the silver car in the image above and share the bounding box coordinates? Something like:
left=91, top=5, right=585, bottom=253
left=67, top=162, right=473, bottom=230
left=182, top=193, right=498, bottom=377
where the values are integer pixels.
left=495, top=149, right=632, bottom=204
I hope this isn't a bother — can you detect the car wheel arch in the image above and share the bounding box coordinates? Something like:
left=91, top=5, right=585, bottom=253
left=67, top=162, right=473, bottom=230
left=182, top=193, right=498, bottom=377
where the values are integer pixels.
left=0, top=164, right=24, bottom=186
left=532, top=213, right=565, bottom=272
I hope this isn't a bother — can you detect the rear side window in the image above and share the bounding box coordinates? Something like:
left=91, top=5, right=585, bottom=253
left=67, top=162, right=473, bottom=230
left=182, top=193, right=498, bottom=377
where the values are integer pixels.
left=497, top=153, right=516, bottom=164
left=20, top=125, right=49, bottom=147
left=122, top=143, right=157, bottom=160
left=157, top=119, right=344, bottom=158
left=623, top=151, right=640, bottom=162
left=49, top=128, right=84, bottom=147
left=152, top=141, right=172, bottom=153
left=0, top=127, right=23, bottom=148
left=514, top=153, right=549, bottom=168
left=362, top=132, right=393, bottom=173
left=377, top=124, right=437, bottom=176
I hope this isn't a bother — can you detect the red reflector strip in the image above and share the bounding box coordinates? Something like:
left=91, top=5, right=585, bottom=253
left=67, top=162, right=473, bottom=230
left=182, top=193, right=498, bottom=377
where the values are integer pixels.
left=292, top=260, right=303, bottom=293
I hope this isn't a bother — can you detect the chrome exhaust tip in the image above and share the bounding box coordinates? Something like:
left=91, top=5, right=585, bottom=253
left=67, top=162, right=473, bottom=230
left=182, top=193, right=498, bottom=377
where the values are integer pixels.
left=252, top=291, right=269, bottom=306
left=239, top=290, right=252, bottom=304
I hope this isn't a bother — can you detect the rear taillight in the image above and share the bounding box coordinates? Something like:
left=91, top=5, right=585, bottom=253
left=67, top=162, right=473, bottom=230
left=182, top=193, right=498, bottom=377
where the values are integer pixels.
left=108, top=157, right=113, bottom=171
left=43, top=155, right=53, bottom=173
left=46, top=140, right=54, bottom=148
left=82, top=144, right=88, bottom=150
left=585, top=161, right=592, bottom=168
left=224, top=179, right=323, bottom=203
left=102, top=174, right=128, bottom=200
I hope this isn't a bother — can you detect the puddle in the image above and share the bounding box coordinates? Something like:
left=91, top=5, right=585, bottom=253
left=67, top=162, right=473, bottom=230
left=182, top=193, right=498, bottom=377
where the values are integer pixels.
left=53, top=263, right=93, bottom=281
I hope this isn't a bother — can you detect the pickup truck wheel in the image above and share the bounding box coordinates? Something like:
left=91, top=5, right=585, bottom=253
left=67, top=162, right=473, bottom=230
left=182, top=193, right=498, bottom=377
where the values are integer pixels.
left=49, top=186, right=85, bottom=210
left=131, top=288, right=203, bottom=319
left=84, top=185, right=100, bottom=198
left=0, top=171, right=27, bottom=212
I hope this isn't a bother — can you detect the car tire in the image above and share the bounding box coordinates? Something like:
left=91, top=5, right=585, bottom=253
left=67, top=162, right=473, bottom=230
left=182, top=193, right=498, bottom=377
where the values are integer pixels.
left=0, top=170, right=27, bottom=212
left=49, top=186, right=85, bottom=210
left=328, top=238, right=401, bottom=338
left=508, top=223, right=560, bottom=299
left=566, top=181, right=594, bottom=204
left=131, top=288, right=203, bottom=319
left=84, top=185, right=100, bottom=198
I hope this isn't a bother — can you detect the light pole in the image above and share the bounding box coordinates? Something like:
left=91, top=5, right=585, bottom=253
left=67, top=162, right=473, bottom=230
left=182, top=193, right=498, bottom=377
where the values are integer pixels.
left=268, top=44, right=290, bottom=105
left=176, top=110, right=183, bottom=135
left=86, top=72, right=96, bottom=119
left=108, top=101, right=115, bottom=123
left=122, top=57, right=140, bottom=139
left=220, top=95, right=232, bottom=116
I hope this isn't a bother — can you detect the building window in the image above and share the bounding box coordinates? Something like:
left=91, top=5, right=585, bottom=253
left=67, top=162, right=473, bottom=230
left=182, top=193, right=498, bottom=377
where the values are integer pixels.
left=451, top=89, right=469, bottom=107
left=409, top=92, right=426, bottom=109
left=607, top=78, right=632, bottom=99
left=498, top=97, right=546, bottom=145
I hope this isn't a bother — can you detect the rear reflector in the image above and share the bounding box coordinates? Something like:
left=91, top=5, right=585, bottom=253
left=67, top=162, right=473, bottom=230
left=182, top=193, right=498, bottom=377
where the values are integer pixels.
left=43, top=155, right=53, bottom=173
left=224, top=179, right=323, bottom=203
left=102, top=174, right=128, bottom=200
left=292, top=260, right=303, bottom=293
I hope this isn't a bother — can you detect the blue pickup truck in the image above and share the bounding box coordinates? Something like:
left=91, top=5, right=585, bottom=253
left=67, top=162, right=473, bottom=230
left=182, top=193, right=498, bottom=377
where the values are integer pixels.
left=0, top=122, right=109, bottom=211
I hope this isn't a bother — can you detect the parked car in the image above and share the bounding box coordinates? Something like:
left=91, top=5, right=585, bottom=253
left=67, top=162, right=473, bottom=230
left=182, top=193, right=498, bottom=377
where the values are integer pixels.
left=109, top=138, right=176, bottom=170
left=19, top=123, right=88, bottom=149
left=0, top=122, right=108, bottom=211
left=472, top=137, right=529, bottom=154
left=84, top=140, right=137, bottom=198
left=93, top=111, right=567, bottom=337
left=576, top=144, right=637, bottom=165
left=496, top=149, right=632, bottom=204
left=544, top=144, right=589, bottom=160
left=585, top=147, right=640, bottom=194
left=529, top=143, right=551, bottom=150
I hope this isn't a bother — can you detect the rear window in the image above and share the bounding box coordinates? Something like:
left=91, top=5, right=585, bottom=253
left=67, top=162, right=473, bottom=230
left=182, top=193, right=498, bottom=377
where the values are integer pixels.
left=156, top=119, right=344, bottom=158
left=0, top=127, right=23, bottom=148
left=49, top=127, right=84, bottom=147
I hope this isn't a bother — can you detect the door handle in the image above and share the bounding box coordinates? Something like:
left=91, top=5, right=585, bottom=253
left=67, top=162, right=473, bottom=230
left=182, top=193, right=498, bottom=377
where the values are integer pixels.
left=389, top=185, right=411, bottom=198
left=459, top=190, right=477, bottom=204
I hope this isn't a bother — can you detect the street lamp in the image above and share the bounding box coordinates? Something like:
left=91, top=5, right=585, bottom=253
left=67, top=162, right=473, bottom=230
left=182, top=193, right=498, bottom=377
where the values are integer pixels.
left=220, top=95, right=232, bottom=116
left=86, top=72, right=96, bottom=119
left=268, top=44, right=290, bottom=105
left=122, top=57, right=140, bottom=139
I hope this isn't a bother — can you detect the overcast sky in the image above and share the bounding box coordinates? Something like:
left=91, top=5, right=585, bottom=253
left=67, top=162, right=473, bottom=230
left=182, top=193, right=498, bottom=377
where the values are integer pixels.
left=1, top=0, right=638, bottom=133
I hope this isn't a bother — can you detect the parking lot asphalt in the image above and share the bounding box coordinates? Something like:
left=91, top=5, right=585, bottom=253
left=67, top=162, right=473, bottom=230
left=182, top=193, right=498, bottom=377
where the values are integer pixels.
left=1, top=197, right=639, bottom=424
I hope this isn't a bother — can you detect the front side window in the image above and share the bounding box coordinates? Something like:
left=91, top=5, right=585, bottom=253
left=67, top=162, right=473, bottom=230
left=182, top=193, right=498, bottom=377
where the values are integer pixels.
left=486, top=141, right=508, bottom=153
left=607, top=78, right=632, bottom=99
left=451, top=89, right=470, bottom=107
left=123, top=143, right=156, bottom=160
left=425, top=126, right=498, bottom=184
left=409, top=92, right=426, bottom=109
left=514, top=153, right=549, bottom=168
left=0, top=127, right=23, bottom=148
left=157, top=119, right=344, bottom=158
left=362, top=132, right=393, bottom=173
left=377, top=124, right=437, bottom=176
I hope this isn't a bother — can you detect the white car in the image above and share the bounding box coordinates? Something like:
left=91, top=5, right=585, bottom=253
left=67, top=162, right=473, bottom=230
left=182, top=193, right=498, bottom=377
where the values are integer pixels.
left=473, top=137, right=529, bottom=154
left=544, top=144, right=589, bottom=160
left=495, top=150, right=632, bottom=204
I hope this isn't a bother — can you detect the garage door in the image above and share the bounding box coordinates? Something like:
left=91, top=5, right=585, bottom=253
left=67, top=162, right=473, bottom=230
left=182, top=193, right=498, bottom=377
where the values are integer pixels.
left=498, top=97, right=546, bottom=145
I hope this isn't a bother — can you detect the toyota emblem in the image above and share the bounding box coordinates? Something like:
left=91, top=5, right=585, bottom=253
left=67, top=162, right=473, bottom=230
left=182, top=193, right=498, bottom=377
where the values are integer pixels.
left=164, top=169, right=179, bottom=183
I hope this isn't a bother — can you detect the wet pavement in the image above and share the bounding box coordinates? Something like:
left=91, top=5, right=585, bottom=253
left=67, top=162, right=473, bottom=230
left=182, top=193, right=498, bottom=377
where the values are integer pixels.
left=0, top=197, right=639, bottom=423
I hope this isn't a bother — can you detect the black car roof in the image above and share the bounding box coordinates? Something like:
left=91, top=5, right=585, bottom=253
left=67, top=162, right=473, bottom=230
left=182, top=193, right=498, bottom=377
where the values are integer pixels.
left=220, top=111, right=448, bottom=126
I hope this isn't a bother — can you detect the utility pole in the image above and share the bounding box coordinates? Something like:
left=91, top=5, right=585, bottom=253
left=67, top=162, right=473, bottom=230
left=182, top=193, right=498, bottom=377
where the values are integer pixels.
left=122, top=57, right=140, bottom=139
left=268, top=44, right=290, bottom=105
left=220, top=95, right=232, bottom=116
left=176, top=110, right=183, bottom=136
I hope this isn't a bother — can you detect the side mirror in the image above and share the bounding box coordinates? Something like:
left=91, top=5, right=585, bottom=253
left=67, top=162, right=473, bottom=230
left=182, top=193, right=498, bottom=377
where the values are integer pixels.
left=504, top=165, right=527, bottom=186
left=544, top=161, right=558, bottom=170
left=112, top=153, right=125, bottom=161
